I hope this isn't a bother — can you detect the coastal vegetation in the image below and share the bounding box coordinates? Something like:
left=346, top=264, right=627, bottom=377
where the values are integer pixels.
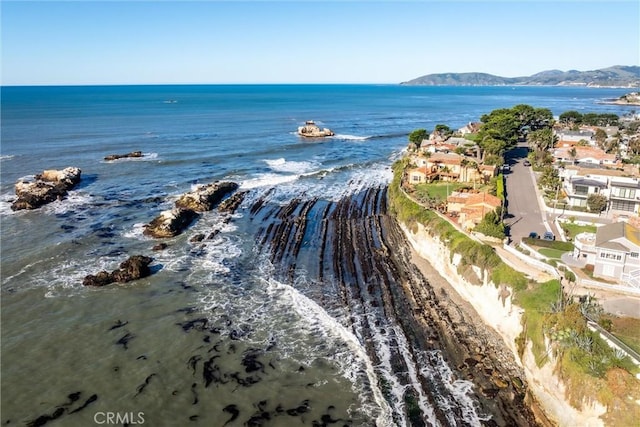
left=392, top=104, right=640, bottom=424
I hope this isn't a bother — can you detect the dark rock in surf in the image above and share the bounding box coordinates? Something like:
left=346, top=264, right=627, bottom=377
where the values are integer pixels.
left=144, top=208, right=199, bottom=238
left=218, top=190, right=247, bottom=213
left=82, top=255, right=153, bottom=287
left=111, top=255, right=153, bottom=283
left=11, top=167, right=82, bottom=211
left=152, top=242, right=168, bottom=251
left=104, top=151, right=143, bottom=161
left=175, top=181, right=239, bottom=212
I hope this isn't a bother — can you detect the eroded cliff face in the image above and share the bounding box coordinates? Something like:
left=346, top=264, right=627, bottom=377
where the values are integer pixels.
left=401, top=222, right=607, bottom=427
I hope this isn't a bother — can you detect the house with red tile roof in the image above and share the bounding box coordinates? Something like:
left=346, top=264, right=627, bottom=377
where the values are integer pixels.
left=553, top=146, right=621, bottom=168
left=446, top=191, right=502, bottom=230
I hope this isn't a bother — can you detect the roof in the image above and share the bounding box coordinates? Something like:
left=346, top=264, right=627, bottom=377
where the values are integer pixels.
left=429, top=152, right=463, bottom=165
left=610, top=180, right=640, bottom=189
left=553, top=146, right=618, bottom=163
left=596, top=221, right=640, bottom=251
left=573, top=166, right=638, bottom=178
left=447, top=191, right=501, bottom=209
left=570, top=178, right=607, bottom=188
left=408, top=166, right=429, bottom=176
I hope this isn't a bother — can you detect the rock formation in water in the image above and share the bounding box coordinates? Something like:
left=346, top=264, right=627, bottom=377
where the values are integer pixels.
left=11, top=167, right=82, bottom=211
left=175, top=182, right=239, bottom=212
left=250, top=186, right=540, bottom=426
left=218, top=190, right=247, bottom=213
left=104, top=151, right=143, bottom=161
left=83, top=255, right=153, bottom=287
left=144, top=181, right=238, bottom=238
left=144, top=208, right=199, bottom=238
left=297, top=120, right=335, bottom=137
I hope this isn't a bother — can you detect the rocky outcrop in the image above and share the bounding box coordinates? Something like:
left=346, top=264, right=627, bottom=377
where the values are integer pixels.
left=297, top=121, right=335, bottom=137
left=250, top=187, right=540, bottom=426
left=144, top=208, right=199, bottom=238
left=104, top=151, right=143, bottom=161
left=11, top=167, right=82, bottom=211
left=218, top=190, right=247, bottom=213
left=175, top=182, right=239, bottom=212
left=83, top=255, right=153, bottom=287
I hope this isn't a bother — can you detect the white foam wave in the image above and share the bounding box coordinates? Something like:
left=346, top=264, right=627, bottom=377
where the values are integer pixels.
left=332, top=134, right=370, bottom=141
left=122, top=223, right=148, bottom=239
left=42, top=191, right=94, bottom=215
left=264, top=158, right=318, bottom=174
left=261, top=273, right=395, bottom=426
left=0, top=155, right=15, bottom=161
left=420, top=350, right=490, bottom=425
left=0, top=193, right=17, bottom=216
left=239, top=173, right=300, bottom=190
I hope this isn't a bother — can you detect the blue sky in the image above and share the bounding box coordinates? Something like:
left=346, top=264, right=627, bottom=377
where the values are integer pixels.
left=2, top=1, right=639, bottom=85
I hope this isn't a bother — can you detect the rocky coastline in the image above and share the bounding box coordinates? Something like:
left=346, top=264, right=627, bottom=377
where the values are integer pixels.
left=251, top=185, right=541, bottom=425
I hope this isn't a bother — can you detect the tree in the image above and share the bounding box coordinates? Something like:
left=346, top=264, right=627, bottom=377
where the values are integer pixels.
left=434, top=124, right=453, bottom=138
left=409, top=129, right=429, bottom=146
left=587, top=193, right=608, bottom=213
left=539, top=166, right=560, bottom=191
left=475, top=208, right=505, bottom=239
left=569, top=147, right=578, bottom=164
left=559, top=111, right=583, bottom=127
left=528, top=128, right=557, bottom=164
left=594, top=128, right=607, bottom=150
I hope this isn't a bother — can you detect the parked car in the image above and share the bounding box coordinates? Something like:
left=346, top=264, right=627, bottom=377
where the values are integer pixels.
left=528, top=232, right=539, bottom=239
left=543, top=231, right=555, bottom=241
left=501, top=164, right=511, bottom=172
left=523, top=159, right=531, bottom=166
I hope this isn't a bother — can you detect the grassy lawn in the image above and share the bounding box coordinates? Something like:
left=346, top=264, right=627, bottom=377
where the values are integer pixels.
left=538, top=248, right=568, bottom=259
left=562, top=222, right=597, bottom=239
left=413, top=182, right=468, bottom=201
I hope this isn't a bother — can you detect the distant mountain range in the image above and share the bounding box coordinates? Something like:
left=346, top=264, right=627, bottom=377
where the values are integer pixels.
left=400, top=65, right=640, bottom=87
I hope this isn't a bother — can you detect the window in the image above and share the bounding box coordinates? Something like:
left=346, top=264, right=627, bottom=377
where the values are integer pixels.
left=574, top=185, right=589, bottom=196
left=611, top=187, right=636, bottom=199
left=599, top=251, right=623, bottom=261
left=631, top=252, right=639, bottom=258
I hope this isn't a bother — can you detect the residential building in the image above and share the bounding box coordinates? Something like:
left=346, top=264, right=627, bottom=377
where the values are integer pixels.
left=593, top=222, right=640, bottom=288
left=559, top=166, right=640, bottom=214
left=406, top=153, right=496, bottom=185
left=553, top=146, right=621, bottom=168
left=555, top=129, right=595, bottom=144
left=446, top=191, right=502, bottom=230
left=572, top=232, right=597, bottom=265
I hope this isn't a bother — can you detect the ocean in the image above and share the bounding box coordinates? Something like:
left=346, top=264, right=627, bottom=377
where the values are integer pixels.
left=0, top=84, right=633, bottom=427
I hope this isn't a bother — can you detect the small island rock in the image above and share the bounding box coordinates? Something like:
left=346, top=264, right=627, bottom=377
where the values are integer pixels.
left=297, top=120, right=335, bottom=138
left=11, top=167, right=82, bottom=211
left=104, top=151, right=144, bottom=161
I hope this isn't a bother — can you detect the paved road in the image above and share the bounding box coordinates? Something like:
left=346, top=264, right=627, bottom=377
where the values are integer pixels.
left=503, top=143, right=547, bottom=244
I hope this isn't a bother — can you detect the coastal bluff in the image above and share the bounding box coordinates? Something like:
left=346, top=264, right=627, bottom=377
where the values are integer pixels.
left=401, top=222, right=608, bottom=426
